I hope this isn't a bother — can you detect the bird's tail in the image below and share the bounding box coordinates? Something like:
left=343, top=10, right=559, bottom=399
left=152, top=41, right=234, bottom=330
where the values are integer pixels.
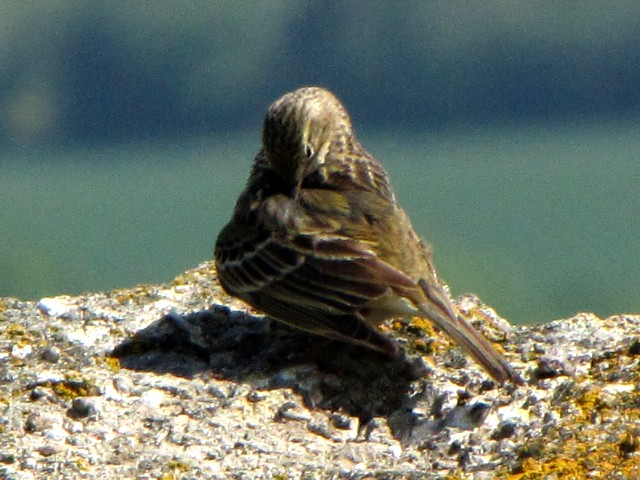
left=417, top=279, right=523, bottom=385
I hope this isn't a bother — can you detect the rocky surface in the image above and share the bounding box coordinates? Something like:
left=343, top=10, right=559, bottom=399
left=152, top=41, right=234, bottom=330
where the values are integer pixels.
left=1, top=261, right=639, bottom=479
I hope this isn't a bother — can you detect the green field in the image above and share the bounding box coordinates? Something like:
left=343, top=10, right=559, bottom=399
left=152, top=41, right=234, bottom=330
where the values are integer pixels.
left=1, top=120, right=638, bottom=325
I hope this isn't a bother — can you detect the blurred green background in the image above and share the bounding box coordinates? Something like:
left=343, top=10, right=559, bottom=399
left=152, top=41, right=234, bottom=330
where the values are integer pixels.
left=1, top=2, right=639, bottom=325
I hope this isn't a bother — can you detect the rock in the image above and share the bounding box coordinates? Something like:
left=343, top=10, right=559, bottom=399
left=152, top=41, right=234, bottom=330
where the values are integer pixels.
left=0, top=261, right=639, bottom=479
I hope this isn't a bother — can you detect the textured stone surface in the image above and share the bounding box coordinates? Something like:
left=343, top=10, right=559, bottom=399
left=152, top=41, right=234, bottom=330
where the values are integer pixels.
left=1, top=262, right=639, bottom=479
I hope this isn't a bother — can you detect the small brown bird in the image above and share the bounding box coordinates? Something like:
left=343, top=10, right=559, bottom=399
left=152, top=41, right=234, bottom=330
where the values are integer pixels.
left=215, top=87, right=521, bottom=385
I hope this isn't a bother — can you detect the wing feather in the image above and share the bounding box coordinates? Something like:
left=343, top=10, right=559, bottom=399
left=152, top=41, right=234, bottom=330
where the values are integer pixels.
left=215, top=163, right=420, bottom=354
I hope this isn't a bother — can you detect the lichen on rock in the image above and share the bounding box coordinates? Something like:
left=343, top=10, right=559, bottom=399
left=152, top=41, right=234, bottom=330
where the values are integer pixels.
left=0, top=261, right=638, bottom=479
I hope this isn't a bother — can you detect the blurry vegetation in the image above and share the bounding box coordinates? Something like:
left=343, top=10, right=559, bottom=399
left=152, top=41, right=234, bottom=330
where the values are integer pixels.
left=2, top=2, right=640, bottom=145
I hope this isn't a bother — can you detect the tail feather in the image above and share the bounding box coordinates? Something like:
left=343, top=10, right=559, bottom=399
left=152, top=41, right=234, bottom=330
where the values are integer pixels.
left=417, top=279, right=523, bottom=385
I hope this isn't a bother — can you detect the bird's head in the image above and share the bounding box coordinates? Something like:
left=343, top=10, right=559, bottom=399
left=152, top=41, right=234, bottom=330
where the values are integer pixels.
left=262, top=86, right=353, bottom=188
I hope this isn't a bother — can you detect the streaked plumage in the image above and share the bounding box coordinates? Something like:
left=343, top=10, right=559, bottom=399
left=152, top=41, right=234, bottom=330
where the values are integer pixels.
left=215, top=87, right=522, bottom=385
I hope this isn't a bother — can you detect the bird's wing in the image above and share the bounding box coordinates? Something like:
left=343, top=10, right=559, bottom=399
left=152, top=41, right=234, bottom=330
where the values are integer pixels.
left=216, top=190, right=417, bottom=309
left=215, top=187, right=417, bottom=353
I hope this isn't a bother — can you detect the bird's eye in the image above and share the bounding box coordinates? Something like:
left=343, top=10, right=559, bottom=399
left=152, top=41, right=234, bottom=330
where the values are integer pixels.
left=304, top=144, right=314, bottom=158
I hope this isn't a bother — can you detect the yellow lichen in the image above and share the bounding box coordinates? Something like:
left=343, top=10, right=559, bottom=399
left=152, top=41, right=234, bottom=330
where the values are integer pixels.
left=160, top=460, right=192, bottom=480
left=74, top=457, right=90, bottom=471
left=407, top=317, right=439, bottom=335
left=411, top=337, right=433, bottom=354
left=97, top=355, right=121, bottom=372
left=504, top=381, right=640, bottom=479
left=111, top=285, right=154, bottom=305
left=49, top=374, right=101, bottom=400
left=5, top=323, right=27, bottom=338
left=171, top=274, right=189, bottom=286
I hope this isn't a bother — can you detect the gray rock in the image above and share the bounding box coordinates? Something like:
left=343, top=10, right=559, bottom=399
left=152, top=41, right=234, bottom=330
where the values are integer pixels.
left=1, top=262, right=638, bottom=479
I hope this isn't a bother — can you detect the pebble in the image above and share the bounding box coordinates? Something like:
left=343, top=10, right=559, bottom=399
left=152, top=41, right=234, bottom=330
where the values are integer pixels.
left=41, top=346, right=61, bottom=363
left=36, top=297, right=75, bottom=317
left=72, top=397, right=98, bottom=417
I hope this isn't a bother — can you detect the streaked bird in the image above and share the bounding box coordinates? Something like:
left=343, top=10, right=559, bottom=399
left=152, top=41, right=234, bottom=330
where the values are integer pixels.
left=215, top=86, right=522, bottom=385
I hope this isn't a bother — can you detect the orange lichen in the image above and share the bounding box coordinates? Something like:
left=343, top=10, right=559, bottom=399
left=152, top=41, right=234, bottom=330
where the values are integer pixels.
left=504, top=352, right=640, bottom=480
